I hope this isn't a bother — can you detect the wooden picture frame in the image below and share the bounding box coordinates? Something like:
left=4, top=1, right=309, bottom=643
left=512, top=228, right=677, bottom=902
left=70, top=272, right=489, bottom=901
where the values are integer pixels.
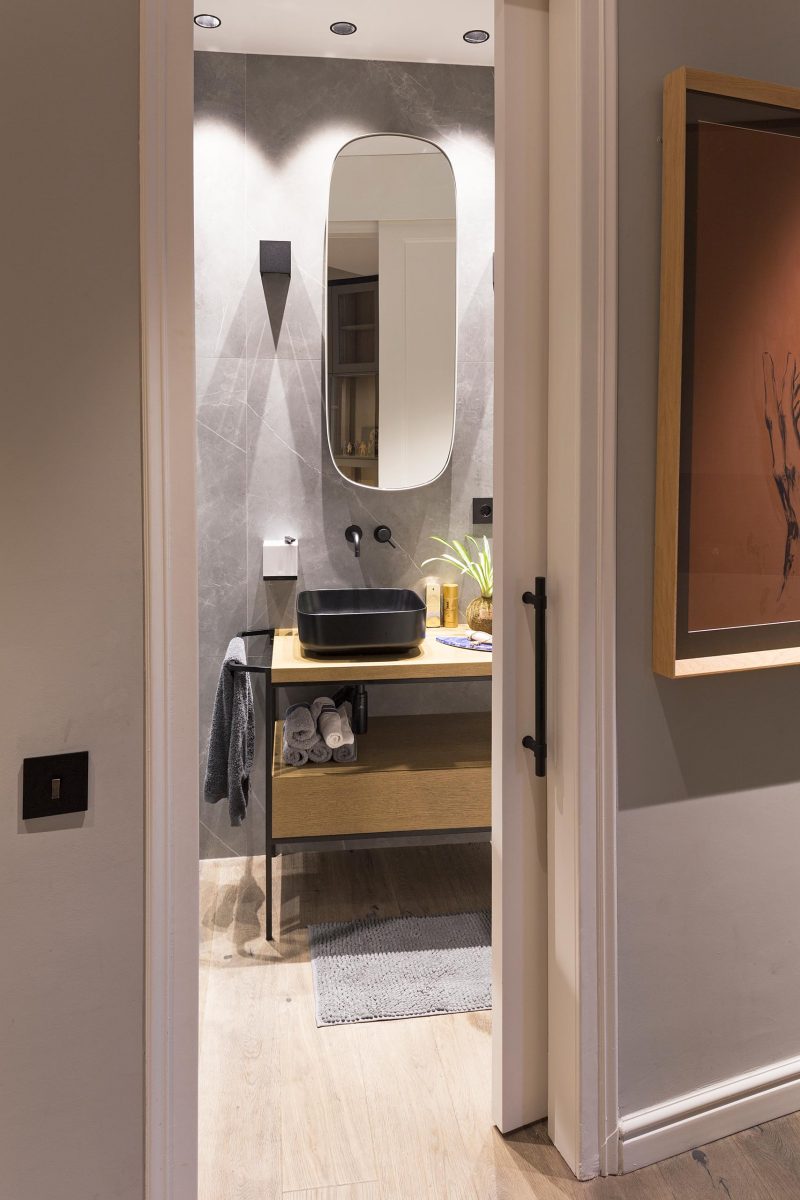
left=653, top=67, right=800, bottom=678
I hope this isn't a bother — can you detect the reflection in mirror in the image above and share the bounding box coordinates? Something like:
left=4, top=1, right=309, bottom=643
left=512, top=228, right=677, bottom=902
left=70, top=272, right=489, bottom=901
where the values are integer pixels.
left=326, top=135, right=457, bottom=490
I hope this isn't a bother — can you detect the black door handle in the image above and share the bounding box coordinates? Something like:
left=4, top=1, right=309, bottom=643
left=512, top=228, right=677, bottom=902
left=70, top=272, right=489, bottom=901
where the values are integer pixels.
left=522, top=577, right=547, bottom=777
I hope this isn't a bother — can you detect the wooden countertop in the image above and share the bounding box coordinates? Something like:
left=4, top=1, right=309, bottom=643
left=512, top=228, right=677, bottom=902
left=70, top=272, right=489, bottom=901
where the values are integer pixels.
left=270, top=627, right=492, bottom=683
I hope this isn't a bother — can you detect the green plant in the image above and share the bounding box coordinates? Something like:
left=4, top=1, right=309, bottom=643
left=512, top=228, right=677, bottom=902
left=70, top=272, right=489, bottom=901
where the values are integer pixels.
left=422, top=535, right=493, bottom=599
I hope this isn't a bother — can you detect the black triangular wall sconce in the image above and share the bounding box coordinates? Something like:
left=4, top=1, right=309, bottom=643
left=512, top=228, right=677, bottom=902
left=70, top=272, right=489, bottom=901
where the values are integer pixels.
left=259, top=240, right=291, bottom=277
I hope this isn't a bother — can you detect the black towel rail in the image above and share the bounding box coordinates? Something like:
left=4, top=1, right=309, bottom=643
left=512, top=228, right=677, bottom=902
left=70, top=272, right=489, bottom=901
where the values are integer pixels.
left=226, top=629, right=277, bottom=938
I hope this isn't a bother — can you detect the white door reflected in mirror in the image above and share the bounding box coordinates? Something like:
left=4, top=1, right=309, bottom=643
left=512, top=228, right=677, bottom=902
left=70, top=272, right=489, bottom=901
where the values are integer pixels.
left=326, top=134, right=457, bottom=491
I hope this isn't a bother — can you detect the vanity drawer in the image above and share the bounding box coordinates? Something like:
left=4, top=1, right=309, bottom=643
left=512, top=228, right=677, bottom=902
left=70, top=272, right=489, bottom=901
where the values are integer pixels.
left=272, top=712, right=490, bottom=839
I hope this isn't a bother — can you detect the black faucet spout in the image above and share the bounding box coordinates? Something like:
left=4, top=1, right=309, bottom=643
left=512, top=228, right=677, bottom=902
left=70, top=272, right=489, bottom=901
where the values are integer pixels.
left=345, top=524, right=363, bottom=558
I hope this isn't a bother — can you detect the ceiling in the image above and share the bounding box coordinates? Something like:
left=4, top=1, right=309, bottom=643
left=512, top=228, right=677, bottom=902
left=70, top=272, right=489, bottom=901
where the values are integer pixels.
left=193, top=0, right=494, bottom=67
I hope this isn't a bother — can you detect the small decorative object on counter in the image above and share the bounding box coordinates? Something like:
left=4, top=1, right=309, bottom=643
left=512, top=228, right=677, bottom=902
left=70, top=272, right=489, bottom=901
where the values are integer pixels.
left=442, top=583, right=459, bottom=628
left=346, top=440, right=354, bottom=456
left=465, top=595, right=492, bottom=634
left=436, top=631, right=492, bottom=652
left=368, top=427, right=376, bottom=456
left=422, top=534, right=494, bottom=634
left=425, top=579, right=442, bottom=628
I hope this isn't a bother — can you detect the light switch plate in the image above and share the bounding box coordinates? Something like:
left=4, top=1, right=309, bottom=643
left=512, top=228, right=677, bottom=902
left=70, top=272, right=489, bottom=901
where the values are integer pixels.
left=23, top=751, right=89, bottom=819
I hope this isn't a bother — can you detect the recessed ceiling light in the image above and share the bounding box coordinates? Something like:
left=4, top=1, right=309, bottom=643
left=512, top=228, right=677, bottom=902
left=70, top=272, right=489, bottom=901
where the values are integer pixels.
left=194, top=13, right=221, bottom=29
left=463, top=29, right=490, bottom=44
left=330, top=21, right=357, bottom=35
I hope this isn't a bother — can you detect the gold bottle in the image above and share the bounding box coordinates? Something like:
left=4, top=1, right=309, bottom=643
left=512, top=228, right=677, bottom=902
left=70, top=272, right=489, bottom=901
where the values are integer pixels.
left=442, top=583, right=459, bottom=628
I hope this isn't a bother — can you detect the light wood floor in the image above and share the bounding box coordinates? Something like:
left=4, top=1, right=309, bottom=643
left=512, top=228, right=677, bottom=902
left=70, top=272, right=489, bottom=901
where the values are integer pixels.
left=199, top=845, right=800, bottom=1199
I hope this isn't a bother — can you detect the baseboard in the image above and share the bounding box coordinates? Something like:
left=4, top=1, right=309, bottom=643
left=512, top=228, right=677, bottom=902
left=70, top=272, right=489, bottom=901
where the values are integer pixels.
left=618, top=1053, right=800, bottom=1173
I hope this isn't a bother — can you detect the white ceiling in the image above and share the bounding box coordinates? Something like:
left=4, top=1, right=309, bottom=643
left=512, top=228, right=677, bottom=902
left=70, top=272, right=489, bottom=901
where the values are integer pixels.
left=193, top=0, right=494, bottom=67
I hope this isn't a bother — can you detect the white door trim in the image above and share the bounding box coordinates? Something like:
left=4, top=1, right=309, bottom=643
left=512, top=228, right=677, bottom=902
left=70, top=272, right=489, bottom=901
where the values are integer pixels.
left=595, top=0, right=620, bottom=1177
left=547, top=0, right=619, bottom=1179
left=140, top=0, right=619, bottom=1191
left=619, top=1052, right=800, bottom=1173
left=140, top=1, right=199, bottom=1197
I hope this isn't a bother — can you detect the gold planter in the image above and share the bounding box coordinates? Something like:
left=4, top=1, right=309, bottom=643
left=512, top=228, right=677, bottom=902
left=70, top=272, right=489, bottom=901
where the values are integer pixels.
left=466, top=595, right=493, bottom=634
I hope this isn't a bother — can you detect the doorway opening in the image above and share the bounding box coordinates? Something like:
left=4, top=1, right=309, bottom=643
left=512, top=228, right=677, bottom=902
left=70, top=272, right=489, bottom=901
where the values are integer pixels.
left=141, top=0, right=617, bottom=1192
left=194, top=11, right=509, bottom=1193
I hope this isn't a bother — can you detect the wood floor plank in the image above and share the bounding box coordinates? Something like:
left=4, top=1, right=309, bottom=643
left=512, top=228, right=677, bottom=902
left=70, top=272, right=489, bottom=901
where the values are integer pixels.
left=431, top=1010, right=531, bottom=1200
left=481, top=1121, right=585, bottom=1199
left=200, top=854, right=378, bottom=1194
left=658, top=1136, right=775, bottom=1200
left=356, top=1015, right=483, bottom=1200
left=432, top=1010, right=492, bottom=1144
left=279, top=971, right=377, bottom=1192
left=730, top=1113, right=800, bottom=1198
left=588, top=1161, right=675, bottom=1200
left=297, top=848, right=401, bottom=929
left=383, top=842, right=491, bottom=917
left=283, top=1184, right=381, bottom=1199
left=198, top=956, right=283, bottom=1200
left=198, top=858, right=219, bottom=1032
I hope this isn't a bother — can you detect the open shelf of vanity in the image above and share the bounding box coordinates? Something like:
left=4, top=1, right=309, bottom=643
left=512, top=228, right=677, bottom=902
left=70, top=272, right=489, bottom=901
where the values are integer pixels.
left=244, top=628, right=491, bottom=939
left=272, top=712, right=490, bottom=839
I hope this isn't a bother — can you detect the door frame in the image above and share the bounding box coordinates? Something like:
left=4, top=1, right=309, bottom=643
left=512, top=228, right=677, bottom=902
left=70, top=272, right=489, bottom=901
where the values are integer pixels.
left=140, top=0, right=619, bottom=1192
left=547, top=0, right=620, bottom=1178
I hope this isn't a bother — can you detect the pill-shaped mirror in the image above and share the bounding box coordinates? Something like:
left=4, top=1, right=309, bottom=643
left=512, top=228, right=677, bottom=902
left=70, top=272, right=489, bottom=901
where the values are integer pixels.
left=325, top=134, right=457, bottom=490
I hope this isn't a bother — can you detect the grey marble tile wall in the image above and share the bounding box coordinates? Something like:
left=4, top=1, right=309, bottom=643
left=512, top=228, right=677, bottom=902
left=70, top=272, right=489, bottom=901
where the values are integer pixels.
left=195, top=51, right=494, bottom=859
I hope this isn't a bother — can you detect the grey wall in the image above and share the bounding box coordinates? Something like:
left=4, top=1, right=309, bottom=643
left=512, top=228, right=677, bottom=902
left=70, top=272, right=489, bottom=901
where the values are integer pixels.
left=195, top=53, right=494, bottom=859
left=617, top=0, right=800, bottom=1116
left=0, top=1, right=145, bottom=1196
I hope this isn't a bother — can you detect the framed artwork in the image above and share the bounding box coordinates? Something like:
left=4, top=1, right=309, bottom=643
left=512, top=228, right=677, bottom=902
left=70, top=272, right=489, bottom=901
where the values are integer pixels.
left=654, top=68, right=800, bottom=677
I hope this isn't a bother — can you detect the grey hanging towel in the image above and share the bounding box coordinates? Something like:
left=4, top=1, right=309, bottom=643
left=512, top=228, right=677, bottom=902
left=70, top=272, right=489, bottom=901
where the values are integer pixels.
left=204, top=636, right=255, bottom=826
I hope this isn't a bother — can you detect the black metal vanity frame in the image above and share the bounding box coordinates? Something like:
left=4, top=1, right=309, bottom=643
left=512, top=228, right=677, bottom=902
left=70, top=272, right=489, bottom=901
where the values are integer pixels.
left=227, top=627, right=491, bottom=941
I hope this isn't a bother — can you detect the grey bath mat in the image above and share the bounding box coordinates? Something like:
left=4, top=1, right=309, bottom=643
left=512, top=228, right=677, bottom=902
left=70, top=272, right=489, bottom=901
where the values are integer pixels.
left=308, top=909, right=491, bottom=1026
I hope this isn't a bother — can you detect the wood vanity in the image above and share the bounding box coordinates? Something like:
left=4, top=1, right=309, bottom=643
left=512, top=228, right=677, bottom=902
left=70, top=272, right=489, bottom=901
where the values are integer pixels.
left=239, top=628, right=491, bottom=938
left=272, top=628, right=490, bottom=839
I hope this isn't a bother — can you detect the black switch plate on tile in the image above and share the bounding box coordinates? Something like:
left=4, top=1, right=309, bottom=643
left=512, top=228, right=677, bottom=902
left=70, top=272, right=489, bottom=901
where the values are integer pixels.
left=472, top=497, right=493, bottom=525
left=22, top=751, right=89, bottom=820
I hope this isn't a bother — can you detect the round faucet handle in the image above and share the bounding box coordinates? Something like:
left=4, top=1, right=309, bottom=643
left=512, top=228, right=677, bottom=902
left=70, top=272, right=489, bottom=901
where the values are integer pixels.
left=374, top=525, right=397, bottom=548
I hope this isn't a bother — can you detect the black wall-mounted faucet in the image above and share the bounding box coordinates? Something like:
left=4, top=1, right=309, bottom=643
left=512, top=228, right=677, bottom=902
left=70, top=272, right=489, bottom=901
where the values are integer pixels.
left=345, top=525, right=363, bottom=558
left=374, top=525, right=397, bottom=548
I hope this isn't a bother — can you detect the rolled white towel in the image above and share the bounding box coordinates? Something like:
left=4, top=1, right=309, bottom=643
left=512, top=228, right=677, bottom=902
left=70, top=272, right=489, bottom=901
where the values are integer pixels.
left=307, top=734, right=333, bottom=764
left=310, top=696, right=334, bottom=722
left=333, top=740, right=357, bottom=763
left=284, top=702, right=317, bottom=748
left=283, top=734, right=308, bottom=767
left=337, top=701, right=355, bottom=746
left=310, top=696, right=344, bottom=748
left=319, top=708, right=344, bottom=748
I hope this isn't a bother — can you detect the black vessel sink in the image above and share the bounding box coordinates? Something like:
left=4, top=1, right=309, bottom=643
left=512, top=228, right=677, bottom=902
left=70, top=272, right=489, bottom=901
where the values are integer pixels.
left=296, top=588, right=426, bottom=655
